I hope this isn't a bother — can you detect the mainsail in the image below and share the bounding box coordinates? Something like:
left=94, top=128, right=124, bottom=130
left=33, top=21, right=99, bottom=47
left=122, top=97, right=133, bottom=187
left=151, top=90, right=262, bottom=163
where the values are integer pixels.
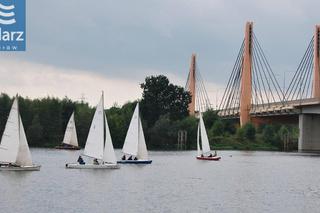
left=122, top=103, right=139, bottom=156
left=0, top=97, right=33, bottom=166
left=199, top=113, right=211, bottom=154
left=0, top=98, right=19, bottom=163
left=122, top=103, right=149, bottom=159
left=62, top=112, right=78, bottom=147
left=197, top=122, right=201, bottom=156
left=83, top=95, right=104, bottom=159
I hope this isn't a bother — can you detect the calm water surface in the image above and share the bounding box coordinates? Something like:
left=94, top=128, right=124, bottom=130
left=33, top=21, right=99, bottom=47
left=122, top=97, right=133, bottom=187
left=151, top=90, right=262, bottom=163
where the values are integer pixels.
left=0, top=149, right=320, bottom=213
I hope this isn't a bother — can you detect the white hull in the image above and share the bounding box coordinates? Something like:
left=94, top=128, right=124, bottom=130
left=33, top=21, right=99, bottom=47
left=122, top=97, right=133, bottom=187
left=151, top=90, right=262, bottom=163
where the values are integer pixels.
left=0, top=165, right=41, bottom=171
left=65, top=163, right=120, bottom=169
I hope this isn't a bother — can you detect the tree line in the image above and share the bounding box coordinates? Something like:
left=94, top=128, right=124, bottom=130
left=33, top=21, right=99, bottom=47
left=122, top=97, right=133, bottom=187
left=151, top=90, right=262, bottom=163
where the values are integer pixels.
left=0, top=75, right=299, bottom=151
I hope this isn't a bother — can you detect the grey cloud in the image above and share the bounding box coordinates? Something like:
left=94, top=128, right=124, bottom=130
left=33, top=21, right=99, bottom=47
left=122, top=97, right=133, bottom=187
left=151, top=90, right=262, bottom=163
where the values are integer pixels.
left=1, top=0, right=319, bottom=86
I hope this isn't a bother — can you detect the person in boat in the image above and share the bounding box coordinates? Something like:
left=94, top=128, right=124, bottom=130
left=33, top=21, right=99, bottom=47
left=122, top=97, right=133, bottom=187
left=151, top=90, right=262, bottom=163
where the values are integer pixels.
left=77, top=156, right=85, bottom=165
left=134, top=157, right=138, bottom=160
left=128, top=156, right=133, bottom=160
left=122, top=155, right=126, bottom=160
left=201, top=154, right=204, bottom=157
left=208, top=153, right=213, bottom=157
left=93, top=158, right=99, bottom=165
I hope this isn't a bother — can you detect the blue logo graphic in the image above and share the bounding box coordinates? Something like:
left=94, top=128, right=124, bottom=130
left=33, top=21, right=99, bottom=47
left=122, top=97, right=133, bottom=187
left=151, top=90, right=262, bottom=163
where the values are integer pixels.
left=0, top=0, right=25, bottom=51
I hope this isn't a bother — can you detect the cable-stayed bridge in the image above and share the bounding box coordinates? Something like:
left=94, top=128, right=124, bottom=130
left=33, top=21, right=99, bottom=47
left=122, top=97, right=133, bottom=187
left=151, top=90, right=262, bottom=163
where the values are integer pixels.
left=185, top=22, right=320, bottom=152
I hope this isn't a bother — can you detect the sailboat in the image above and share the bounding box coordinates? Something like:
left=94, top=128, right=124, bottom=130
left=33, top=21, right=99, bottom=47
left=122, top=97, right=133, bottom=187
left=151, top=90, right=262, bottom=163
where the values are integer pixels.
left=0, top=96, right=41, bottom=171
left=66, top=92, right=119, bottom=169
left=118, top=103, right=152, bottom=164
left=55, top=112, right=80, bottom=150
left=196, top=113, right=221, bottom=161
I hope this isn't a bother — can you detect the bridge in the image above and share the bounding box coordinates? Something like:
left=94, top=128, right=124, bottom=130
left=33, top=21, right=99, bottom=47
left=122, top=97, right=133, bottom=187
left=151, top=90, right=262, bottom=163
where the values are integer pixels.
left=186, top=21, right=320, bottom=152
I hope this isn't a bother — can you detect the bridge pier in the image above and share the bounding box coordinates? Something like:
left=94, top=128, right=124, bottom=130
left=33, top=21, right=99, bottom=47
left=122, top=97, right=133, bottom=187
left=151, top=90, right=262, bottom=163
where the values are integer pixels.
left=299, top=114, right=320, bottom=152
left=299, top=25, right=320, bottom=152
left=297, top=103, right=320, bottom=152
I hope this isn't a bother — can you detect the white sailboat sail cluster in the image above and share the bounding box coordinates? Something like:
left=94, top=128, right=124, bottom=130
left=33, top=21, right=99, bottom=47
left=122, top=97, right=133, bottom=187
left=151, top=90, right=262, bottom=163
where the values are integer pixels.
left=197, top=113, right=211, bottom=156
left=83, top=96, right=105, bottom=160
left=66, top=93, right=118, bottom=169
left=83, top=94, right=116, bottom=163
left=61, top=112, right=79, bottom=147
left=196, top=113, right=220, bottom=160
left=0, top=97, right=40, bottom=170
left=119, top=103, right=151, bottom=164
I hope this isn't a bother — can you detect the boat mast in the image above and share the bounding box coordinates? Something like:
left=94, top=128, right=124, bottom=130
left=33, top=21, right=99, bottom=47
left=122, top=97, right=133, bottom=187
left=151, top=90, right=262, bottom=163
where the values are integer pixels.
left=137, top=102, right=140, bottom=157
left=16, top=95, right=20, bottom=154
left=102, top=91, right=105, bottom=151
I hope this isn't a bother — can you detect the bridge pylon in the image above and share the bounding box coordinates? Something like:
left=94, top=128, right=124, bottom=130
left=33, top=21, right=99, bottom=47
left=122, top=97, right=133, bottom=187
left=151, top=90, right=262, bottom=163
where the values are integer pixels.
left=185, top=53, right=211, bottom=115
left=219, top=21, right=284, bottom=126
left=187, top=53, right=196, bottom=115
left=313, top=25, right=320, bottom=98
left=240, top=22, right=253, bottom=126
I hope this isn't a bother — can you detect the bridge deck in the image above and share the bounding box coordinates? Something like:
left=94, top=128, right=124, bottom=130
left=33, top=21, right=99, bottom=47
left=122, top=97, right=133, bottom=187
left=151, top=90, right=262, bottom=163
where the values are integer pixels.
left=219, top=98, right=320, bottom=118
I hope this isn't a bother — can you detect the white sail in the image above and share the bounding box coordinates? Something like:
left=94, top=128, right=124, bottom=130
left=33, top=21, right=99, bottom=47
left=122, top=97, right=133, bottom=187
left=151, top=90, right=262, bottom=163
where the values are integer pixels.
left=197, top=122, right=201, bottom=156
left=83, top=95, right=104, bottom=159
left=137, top=117, right=148, bottom=160
left=0, top=98, right=20, bottom=163
left=122, top=103, right=139, bottom=156
left=15, top=114, right=33, bottom=166
left=103, top=113, right=117, bottom=164
left=62, top=112, right=78, bottom=147
left=199, top=113, right=211, bottom=154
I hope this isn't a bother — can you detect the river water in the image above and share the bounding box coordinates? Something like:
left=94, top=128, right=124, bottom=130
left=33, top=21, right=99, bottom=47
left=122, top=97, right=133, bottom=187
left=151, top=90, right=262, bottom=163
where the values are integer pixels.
left=0, top=149, right=319, bottom=213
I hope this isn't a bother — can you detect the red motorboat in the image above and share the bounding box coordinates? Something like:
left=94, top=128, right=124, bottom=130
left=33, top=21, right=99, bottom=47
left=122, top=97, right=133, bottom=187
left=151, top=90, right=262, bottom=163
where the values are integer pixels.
left=196, top=156, right=221, bottom=161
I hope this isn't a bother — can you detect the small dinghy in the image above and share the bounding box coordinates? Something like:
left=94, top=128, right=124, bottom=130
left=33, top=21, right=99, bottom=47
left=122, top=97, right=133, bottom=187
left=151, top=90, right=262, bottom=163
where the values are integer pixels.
left=196, top=156, right=221, bottom=161
left=66, top=92, right=119, bottom=169
left=0, top=96, right=41, bottom=171
left=196, top=113, right=221, bottom=161
left=55, top=112, right=80, bottom=150
left=117, top=103, right=152, bottom=164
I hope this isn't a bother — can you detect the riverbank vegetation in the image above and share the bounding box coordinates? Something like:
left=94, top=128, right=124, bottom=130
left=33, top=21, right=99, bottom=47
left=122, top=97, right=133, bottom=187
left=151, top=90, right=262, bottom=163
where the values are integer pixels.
left=0, top=75, right=298, bottom=151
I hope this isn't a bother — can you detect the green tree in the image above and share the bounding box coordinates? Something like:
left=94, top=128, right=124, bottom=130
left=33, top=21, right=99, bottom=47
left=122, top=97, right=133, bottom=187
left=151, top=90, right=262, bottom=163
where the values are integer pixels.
left=236, top=127, right=245, bottom=142
left=0, top=93, right=12, bottom=137
left=148, top=114, right=177, bottom=149
left=176, top=116, right=198, bottom=149
left=106, top=101, right=136, bottom=148
left=203, top=109, right=219, bottom=129
left=222, top=120, right=237, bottom=135
left=262, top=125, right=276, bottom=144
left=140, top=75, right=191, bottom=127
left=210, top=120, right=224, bottom=136
left=243, top=123, right=256, bottom=141
left=27, top=115, right=43, bottom=146
left=235, top=123, right=256, bottom=142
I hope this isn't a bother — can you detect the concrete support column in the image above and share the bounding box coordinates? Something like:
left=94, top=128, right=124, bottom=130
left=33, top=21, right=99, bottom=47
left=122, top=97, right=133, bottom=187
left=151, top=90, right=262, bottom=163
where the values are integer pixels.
left=188, top=53, right=196, bottom=115
left=240, top=22, right=253, bottom=126
left=299, top=114, right=320, bottom=152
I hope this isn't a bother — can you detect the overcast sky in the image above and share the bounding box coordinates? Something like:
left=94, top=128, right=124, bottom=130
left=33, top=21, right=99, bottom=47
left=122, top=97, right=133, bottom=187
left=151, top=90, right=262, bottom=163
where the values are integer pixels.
left=1, top=0, right=319, bottom=107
